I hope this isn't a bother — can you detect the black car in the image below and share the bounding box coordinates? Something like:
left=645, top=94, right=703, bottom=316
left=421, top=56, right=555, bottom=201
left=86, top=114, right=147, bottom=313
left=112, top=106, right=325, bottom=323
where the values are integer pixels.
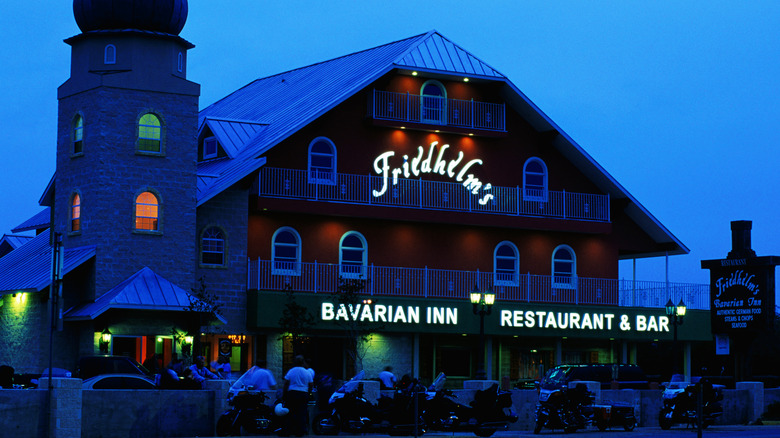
left=77, top=355, right=151, bottom=380
left=539, top=363, right=649, bottom=390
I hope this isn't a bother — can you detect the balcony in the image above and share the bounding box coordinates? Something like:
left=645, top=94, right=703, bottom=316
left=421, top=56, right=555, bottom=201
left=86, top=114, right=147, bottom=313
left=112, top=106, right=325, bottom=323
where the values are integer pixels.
left=247, top=259, right=710, bottom=310
left=258, top=167, right=610, bottom=222
left=370, top=90, right=506, bottom=132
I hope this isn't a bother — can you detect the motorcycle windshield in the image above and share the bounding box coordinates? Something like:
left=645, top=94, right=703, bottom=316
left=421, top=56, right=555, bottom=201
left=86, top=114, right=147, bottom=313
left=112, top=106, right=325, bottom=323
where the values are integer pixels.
left=229, top=366, right=264, bottom=392
left=334, top=370, right=366, bottom=395
left=539, top=367, right=570, bottom=390
left=430, top=372, right=446, bottom=392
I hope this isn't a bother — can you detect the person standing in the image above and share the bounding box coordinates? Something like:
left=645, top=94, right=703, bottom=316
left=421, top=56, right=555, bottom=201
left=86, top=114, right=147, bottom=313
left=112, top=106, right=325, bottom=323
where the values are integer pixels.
left=379, top=366, right=397, bottom=389
left=283, top=355, right=313, bottom=436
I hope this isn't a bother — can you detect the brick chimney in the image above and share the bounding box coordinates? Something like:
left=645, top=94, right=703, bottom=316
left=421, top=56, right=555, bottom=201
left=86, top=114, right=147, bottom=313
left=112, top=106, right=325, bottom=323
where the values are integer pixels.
left=727, top=220, right=756, bottom=259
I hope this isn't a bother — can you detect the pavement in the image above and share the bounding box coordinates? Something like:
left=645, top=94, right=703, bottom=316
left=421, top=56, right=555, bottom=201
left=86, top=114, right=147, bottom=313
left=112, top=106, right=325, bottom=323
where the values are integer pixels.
left=191, top=424, right=780, bottom=438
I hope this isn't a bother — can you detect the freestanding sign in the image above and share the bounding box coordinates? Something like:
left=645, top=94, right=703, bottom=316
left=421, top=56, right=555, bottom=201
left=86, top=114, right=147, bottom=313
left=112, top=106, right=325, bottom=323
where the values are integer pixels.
left=701, top=221, right=778, bottom=336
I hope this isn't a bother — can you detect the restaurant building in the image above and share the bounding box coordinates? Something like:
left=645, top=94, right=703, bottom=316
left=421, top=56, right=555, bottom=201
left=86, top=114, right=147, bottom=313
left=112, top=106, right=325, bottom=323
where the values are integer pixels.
left=0, top=0, right=711, bottom=385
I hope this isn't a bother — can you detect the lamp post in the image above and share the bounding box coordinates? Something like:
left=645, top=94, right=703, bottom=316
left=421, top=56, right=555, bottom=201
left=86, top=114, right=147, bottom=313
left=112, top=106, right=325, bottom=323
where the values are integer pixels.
left=471, top=284, right=495, bottom=380
left=99, top=328, right=112, bottom=354
left=665, top=299, right=686, bottom=375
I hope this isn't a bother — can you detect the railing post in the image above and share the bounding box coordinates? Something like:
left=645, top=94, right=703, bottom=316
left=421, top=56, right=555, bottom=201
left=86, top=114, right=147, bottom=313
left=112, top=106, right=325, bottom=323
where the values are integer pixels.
left=419, top=178, right=423, bottom=209
left=314, top=260, right=318, bottom=294
left=368, top=174, right=372, bottom=205
left=471, top=98, right=474, bottom=129
left=406, top=92, right=410, bottom=122
left=424, top=266, right=428, bottom=298
left=370, top=264, right=375, bottom=295
left=526, top=272, right=531, bottom=302
left=562, top=189, right=566, bottom=219
left=517, top=186, right=521, bottom=216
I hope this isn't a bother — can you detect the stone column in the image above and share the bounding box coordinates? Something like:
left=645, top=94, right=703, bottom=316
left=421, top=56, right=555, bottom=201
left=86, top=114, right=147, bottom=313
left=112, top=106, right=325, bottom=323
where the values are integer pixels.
left=39, top=377, right=81, bottom=438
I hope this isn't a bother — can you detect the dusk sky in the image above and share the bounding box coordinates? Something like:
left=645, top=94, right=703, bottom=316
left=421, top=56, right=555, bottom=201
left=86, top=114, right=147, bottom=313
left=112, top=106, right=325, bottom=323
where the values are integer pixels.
left=1, top=1, right=777, bottom=289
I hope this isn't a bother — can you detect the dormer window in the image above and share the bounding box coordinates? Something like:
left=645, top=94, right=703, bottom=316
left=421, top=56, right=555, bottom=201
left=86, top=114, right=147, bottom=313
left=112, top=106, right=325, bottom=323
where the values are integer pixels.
left=203, top=136, right=218, bottom=160
left=104, top=44, right=116, bottom=65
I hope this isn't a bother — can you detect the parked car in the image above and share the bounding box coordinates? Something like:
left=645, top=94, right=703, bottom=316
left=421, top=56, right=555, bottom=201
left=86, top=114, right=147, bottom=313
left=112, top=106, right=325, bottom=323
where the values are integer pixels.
left=539, top=364, right=650, bottom=390
left=82, top=373, right=156, bottom=390
left=77, top=355, right=151, bottom=380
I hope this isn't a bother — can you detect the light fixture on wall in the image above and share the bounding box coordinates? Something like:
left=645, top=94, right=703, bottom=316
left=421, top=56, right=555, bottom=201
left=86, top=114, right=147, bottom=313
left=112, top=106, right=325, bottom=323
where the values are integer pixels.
left=470, top=283, right=495, bottom=380
left=99, top=328, right=112, bottom=354
left=182, top=334, right=194, bottom=356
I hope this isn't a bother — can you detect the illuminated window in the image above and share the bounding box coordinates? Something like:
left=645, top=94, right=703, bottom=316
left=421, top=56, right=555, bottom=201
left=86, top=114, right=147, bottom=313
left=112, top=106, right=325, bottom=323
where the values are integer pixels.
left=272, top=227, right=301, bottom=276
left=494, top=241, right=519, bottom=286
left=70, top=193, right=81, bottom=232
left=134, top=191, right=159, bottom=231
left=421, top=80, right=446, bottom=124
left=203, top=136, right=218, bottom=160
left=201, top=226, right=226, bottom=266
left=308, top=137, right=336, bottom=184
left=552, top=245, right=577, bottom=288
left=137, top=113, right=162, bottom=153
left=104, top=44, right=116, bottom=64
left=339, top=231, right=367, bottom=278
left=523, top=157, right=548, bottom=202
left=73, top=114, right=84, bottom=154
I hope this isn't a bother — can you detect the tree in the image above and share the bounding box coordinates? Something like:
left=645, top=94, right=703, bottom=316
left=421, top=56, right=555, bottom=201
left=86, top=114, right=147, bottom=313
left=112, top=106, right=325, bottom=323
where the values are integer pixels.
left=331, top=276, right=381, bottom=376
left=185, top=276, right=223, bottom=358
left=278, top=284, right=315, bottom=356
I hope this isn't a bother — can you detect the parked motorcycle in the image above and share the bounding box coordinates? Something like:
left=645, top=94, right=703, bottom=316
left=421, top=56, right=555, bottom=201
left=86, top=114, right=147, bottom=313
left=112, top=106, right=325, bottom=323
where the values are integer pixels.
left=534, top=382, right=602, bottom=434
left=312, top=371, right=425, bottom=435
left=216, top=366, right=284, bottom=436
left=658, top=377, right=724, bottom=430
left=591, top=403, right=637, bottom=431
left=424, top=373, right=518, bottom=437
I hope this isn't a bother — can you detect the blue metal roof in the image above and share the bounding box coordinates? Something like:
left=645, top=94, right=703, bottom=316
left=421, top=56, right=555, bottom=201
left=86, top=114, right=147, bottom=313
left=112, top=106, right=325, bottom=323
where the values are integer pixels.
left=0, top=229, right=95, bottom=294
left=193, top=30, right=687, bottom=256
left=64, top=266, right=227, bottom=322
left=12, top=208, right=51, bottom=233
left=0, top=234, right=33, bottom=251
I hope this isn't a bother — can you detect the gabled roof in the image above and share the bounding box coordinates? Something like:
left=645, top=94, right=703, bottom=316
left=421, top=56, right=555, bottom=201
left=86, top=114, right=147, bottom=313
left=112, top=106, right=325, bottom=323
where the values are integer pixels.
left=0, top=229, right=95, bottom=294
left=0, top=234, right=34, bottom=251
left=196, top=30, right=687, bottom=257
left=12, top=208, right=51, bottom=233
left=64, top=266, right=228, bottom=323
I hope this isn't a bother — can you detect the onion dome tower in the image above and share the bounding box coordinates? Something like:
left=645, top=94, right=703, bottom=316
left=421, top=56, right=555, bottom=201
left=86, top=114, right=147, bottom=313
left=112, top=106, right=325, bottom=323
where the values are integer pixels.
left=54, top=0, right=200, bottom=299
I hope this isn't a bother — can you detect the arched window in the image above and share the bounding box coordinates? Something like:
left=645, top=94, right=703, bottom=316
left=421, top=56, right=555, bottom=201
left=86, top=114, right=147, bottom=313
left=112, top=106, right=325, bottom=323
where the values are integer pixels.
left=137, top=113, right=162, bottom=153
left=134, top=191, right=159, bottom=231
left=552, top=245, right=577, bottom=288
left=494, top=241, right=519, bottom=286
left=177, top=52, right=184, bottom=73
left=73, top=114, right=84, bottom=154
left=272, top=227, right=301, bottom=275
left=421, top=80, right=446, bottom=124
left=201, top=227, right=226, bottom=267
left=523, top=157, right=548, bottom=201
left=339, top=231, right=367, bottom=278
left=104, top=44, right=116, bottom=64
left=308, top=137, right=336, bottom=184
left=70, top=193, right=81, bottom=232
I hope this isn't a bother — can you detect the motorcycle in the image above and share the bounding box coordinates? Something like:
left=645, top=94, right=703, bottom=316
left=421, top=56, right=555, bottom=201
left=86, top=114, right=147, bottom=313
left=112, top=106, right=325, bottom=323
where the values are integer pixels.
left=591, top=403, right=637, bottom=432
left=424, top=373, right=518, bottom=437
left=658, top=377, right=724, bottom=430
left=312, top=371, right=424, bottom=435
left=216, top=366, right=285, bottom=436
left=534, top=383, right=596, bottom=434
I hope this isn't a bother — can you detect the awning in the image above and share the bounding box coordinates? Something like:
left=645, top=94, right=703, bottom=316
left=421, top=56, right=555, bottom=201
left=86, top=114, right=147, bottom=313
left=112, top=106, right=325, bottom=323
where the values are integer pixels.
left=64, top=266, right=227, bottom=323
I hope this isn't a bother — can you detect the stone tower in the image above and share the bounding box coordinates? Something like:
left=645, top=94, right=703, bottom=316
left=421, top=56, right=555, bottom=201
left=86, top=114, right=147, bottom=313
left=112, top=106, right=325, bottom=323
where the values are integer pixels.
left=55, top=0, right=199, bottom=299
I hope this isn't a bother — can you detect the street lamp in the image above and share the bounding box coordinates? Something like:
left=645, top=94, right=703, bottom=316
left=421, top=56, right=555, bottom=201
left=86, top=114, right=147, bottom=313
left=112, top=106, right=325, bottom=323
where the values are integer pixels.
left=99, top=328, right=112, bottom=354
left=471, top=284, right=495, bottom=380
left=665, top=299, right=686, bottom=375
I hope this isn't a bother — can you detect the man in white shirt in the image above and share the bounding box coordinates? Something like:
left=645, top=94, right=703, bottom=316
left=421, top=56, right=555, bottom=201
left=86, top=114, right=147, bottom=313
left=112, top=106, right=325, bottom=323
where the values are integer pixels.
left=283, top=355, right=314, bottom=436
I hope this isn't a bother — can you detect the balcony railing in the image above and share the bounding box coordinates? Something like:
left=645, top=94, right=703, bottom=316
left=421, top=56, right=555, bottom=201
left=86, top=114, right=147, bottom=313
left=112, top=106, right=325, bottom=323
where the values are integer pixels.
left=258, top=167, right=610, bottom=222
left=248, top=259, right=710, bottom=310
left=371, top=90, right=506, bottom=132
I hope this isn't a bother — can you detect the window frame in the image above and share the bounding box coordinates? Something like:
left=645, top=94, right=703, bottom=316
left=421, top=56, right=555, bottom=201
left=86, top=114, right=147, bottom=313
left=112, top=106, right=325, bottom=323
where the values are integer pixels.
left=203, top=136, right=219, bottom=160
left=523, top=157, right=548, bottom=202
left=339, top=231, right=367, bottom=279
left=551, top=244, right=577, bottom=289
left=271, top=227, right=302, bottom=276
left=307, top=137, right=337, bottom=185
left=70, top=191, right=82, bottom=234
left=72, top=113, right=84, bottom=156
left=136, top=112, right=165, bottom=155
left=200, top=226, right=227, bottom=268
left=133, top=189, right=162, bottom=234
left=493, top=241, right=519, bottom=286
left=104, top=44, right=116, bottom=65
left=420, top=80, right=447, bottom=125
